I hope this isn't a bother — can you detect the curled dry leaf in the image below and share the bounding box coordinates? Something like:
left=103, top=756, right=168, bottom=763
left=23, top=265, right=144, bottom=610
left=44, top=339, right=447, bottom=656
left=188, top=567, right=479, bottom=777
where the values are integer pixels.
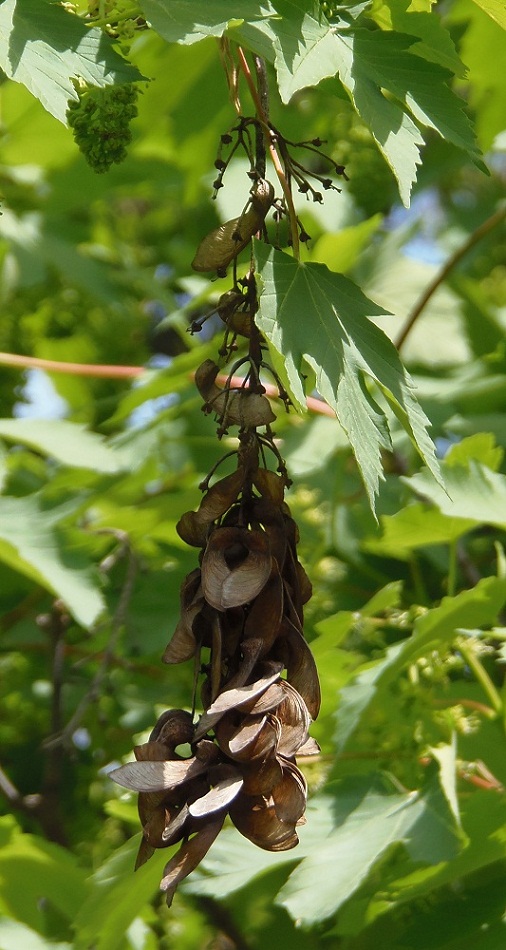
left=189, top=766, right=244, bottom=818
left=278, top=619, right=321, bottom=721
left=149, top=708, right=194, bottom=748
left=161, top=802, right=191, bottom=846
left=226, top=716, right=279, bottom=762
left=201, top=526, right=272, bottom=611
left=110, top=756, right=210, bottom=793
left=194, top=661, right=283, bottom=739
left=135, top=837, right=155, bottom=871
left=242, top=681, right=286, bottom=715
left=191, top=179, right=274, bottom=274
left=229, top=794, right=299, bottom=852
left=253, top=468, right=287, bottom=506
left=218, top=288, right=253, bottom=338
left=272, top=760, right=307, bottom=824
left=275, top=681, right=311, bottom=758
left=241, top=756, right=283, bottom=796
left=176, top=468, right=245, bottom=547
left=161, top=816, right=226, bottom=906
left=242, top=569, right=284, bottom=658
left=297, top=736, right=321, bottom=757
left=195, top=359, right=275, bottom=428
left=163, top=571, right=203, bottom=663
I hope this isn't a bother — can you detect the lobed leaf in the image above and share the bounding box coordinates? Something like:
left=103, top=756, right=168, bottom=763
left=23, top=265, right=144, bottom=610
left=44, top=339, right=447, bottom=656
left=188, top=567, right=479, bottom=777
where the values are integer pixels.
left=138, top=0, right=277, bottom=44
left=255, top=244, right=441, bottom=513
left=0, top=0, right=142, bottom=125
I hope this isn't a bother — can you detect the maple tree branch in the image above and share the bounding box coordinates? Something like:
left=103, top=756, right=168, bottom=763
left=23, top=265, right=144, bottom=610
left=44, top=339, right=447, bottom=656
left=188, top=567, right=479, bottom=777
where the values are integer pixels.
left=0, top=353, right=336, bottom=417
left=395, top=202, right=506, bottom=352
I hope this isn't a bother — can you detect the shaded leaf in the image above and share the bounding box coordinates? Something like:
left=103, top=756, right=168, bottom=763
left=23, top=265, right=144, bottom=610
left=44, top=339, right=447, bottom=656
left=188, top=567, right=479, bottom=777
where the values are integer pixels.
left=74, top=835, right=164, bottom=950
left=0, top=817, right=86, bottom=934
left=276, top=776, right=461, bottom=925
left=0, top=494, right=104, bottom=628
left=183, top=792, right=336, bottom=899
left=365, top=503, right=475, bottom=559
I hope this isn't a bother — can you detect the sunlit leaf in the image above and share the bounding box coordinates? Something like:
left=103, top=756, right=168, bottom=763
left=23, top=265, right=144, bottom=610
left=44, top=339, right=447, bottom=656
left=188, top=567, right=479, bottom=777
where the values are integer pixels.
left=255, top=244, right=441, bottom=512
left=371, top=0, right=468, bottom=76
left=0, top=419, right=128, bottom=473
left=0, top=0, right=142, bottom=124
left=405, top=461, right=506, bottom=529
left=334, top=575, right=506, bottom=751
left=470, top=0, right=506, bottom=29
left=138, top=0, right=277, bottom=44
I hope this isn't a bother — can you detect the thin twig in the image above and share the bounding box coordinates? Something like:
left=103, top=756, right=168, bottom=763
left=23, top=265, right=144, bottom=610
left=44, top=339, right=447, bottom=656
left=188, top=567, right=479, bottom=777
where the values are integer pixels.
left=37, top=602, right=72, bottom=845
left=0, top=352, right=336, bottom=417
left=0, top=764, right=42, bottom=814
left=217, top=372, right=335, bottom=417
left=395, top=203, right=506, bottom=352
left=45, top=543, right=138, bottom=749
left=236, top=46, right=300, bottom=258
left=0, top=350, right=144, bottom=378
left=0, top=589, right=45, bottom=632
left=253, top=56, right=268, bottom=179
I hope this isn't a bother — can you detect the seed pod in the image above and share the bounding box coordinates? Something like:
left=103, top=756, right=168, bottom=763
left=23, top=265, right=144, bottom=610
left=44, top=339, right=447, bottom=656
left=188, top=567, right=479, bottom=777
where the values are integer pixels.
left=192, top=179, right=274, bottom=274
left=217, top=289, right=253, bottom=338
left=195, top=359, right=275, bottom=428
left=201, top=526, right=272, bottom=611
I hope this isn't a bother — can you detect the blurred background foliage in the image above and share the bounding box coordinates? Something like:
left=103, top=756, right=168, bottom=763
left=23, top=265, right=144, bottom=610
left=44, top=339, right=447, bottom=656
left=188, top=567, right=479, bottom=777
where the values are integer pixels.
left=1, top=1, right=506, bottom=948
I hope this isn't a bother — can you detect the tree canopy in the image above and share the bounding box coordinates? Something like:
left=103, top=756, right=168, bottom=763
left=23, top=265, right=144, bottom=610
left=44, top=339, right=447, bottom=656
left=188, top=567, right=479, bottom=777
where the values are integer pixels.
left=0, top=2, right=506, bottom=949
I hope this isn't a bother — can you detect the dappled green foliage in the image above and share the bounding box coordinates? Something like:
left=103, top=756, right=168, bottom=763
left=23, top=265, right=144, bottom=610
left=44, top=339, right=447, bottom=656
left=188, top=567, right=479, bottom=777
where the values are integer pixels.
left=0, top=1, right=506, bottom=948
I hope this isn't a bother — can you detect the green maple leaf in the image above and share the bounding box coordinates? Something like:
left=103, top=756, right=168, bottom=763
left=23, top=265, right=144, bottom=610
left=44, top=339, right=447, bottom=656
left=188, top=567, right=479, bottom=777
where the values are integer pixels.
left=138, top=0, right=277, bottom=44
left=255, top=244, right=441, bottom=512
left=0, top=0, right=143, bottom=125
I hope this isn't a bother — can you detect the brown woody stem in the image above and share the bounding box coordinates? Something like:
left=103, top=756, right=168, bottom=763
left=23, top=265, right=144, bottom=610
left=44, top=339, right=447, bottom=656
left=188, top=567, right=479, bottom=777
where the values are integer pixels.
left=395, top=202, right=506, bottom=352
left=236, top=46, right=300, bottom=258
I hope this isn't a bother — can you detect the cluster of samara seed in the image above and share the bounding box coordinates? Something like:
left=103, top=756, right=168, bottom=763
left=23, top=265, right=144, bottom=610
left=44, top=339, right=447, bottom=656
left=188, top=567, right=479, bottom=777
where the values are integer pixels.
left=111, top=120, right=326, bottom=906
left=111, top=396, right=321, bottom=903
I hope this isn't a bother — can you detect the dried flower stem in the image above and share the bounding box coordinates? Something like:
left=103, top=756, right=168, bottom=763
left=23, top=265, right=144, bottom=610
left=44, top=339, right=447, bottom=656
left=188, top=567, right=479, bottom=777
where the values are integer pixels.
left=236, top=46, right=300, bottom=258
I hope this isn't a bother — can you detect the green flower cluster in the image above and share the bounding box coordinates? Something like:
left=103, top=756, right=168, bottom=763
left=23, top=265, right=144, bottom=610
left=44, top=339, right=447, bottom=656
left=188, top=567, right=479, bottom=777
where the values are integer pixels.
left=66, top=83, right=138, bottom=174
left=332, top=109, right=397, bottom=216
left=319, top=1, right=338, bottom=17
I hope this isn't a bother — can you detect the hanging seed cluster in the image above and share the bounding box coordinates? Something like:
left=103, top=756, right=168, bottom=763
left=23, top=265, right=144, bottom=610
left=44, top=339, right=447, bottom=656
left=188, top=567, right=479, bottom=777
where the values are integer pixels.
left=110, top=111, right=337, bottom=906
